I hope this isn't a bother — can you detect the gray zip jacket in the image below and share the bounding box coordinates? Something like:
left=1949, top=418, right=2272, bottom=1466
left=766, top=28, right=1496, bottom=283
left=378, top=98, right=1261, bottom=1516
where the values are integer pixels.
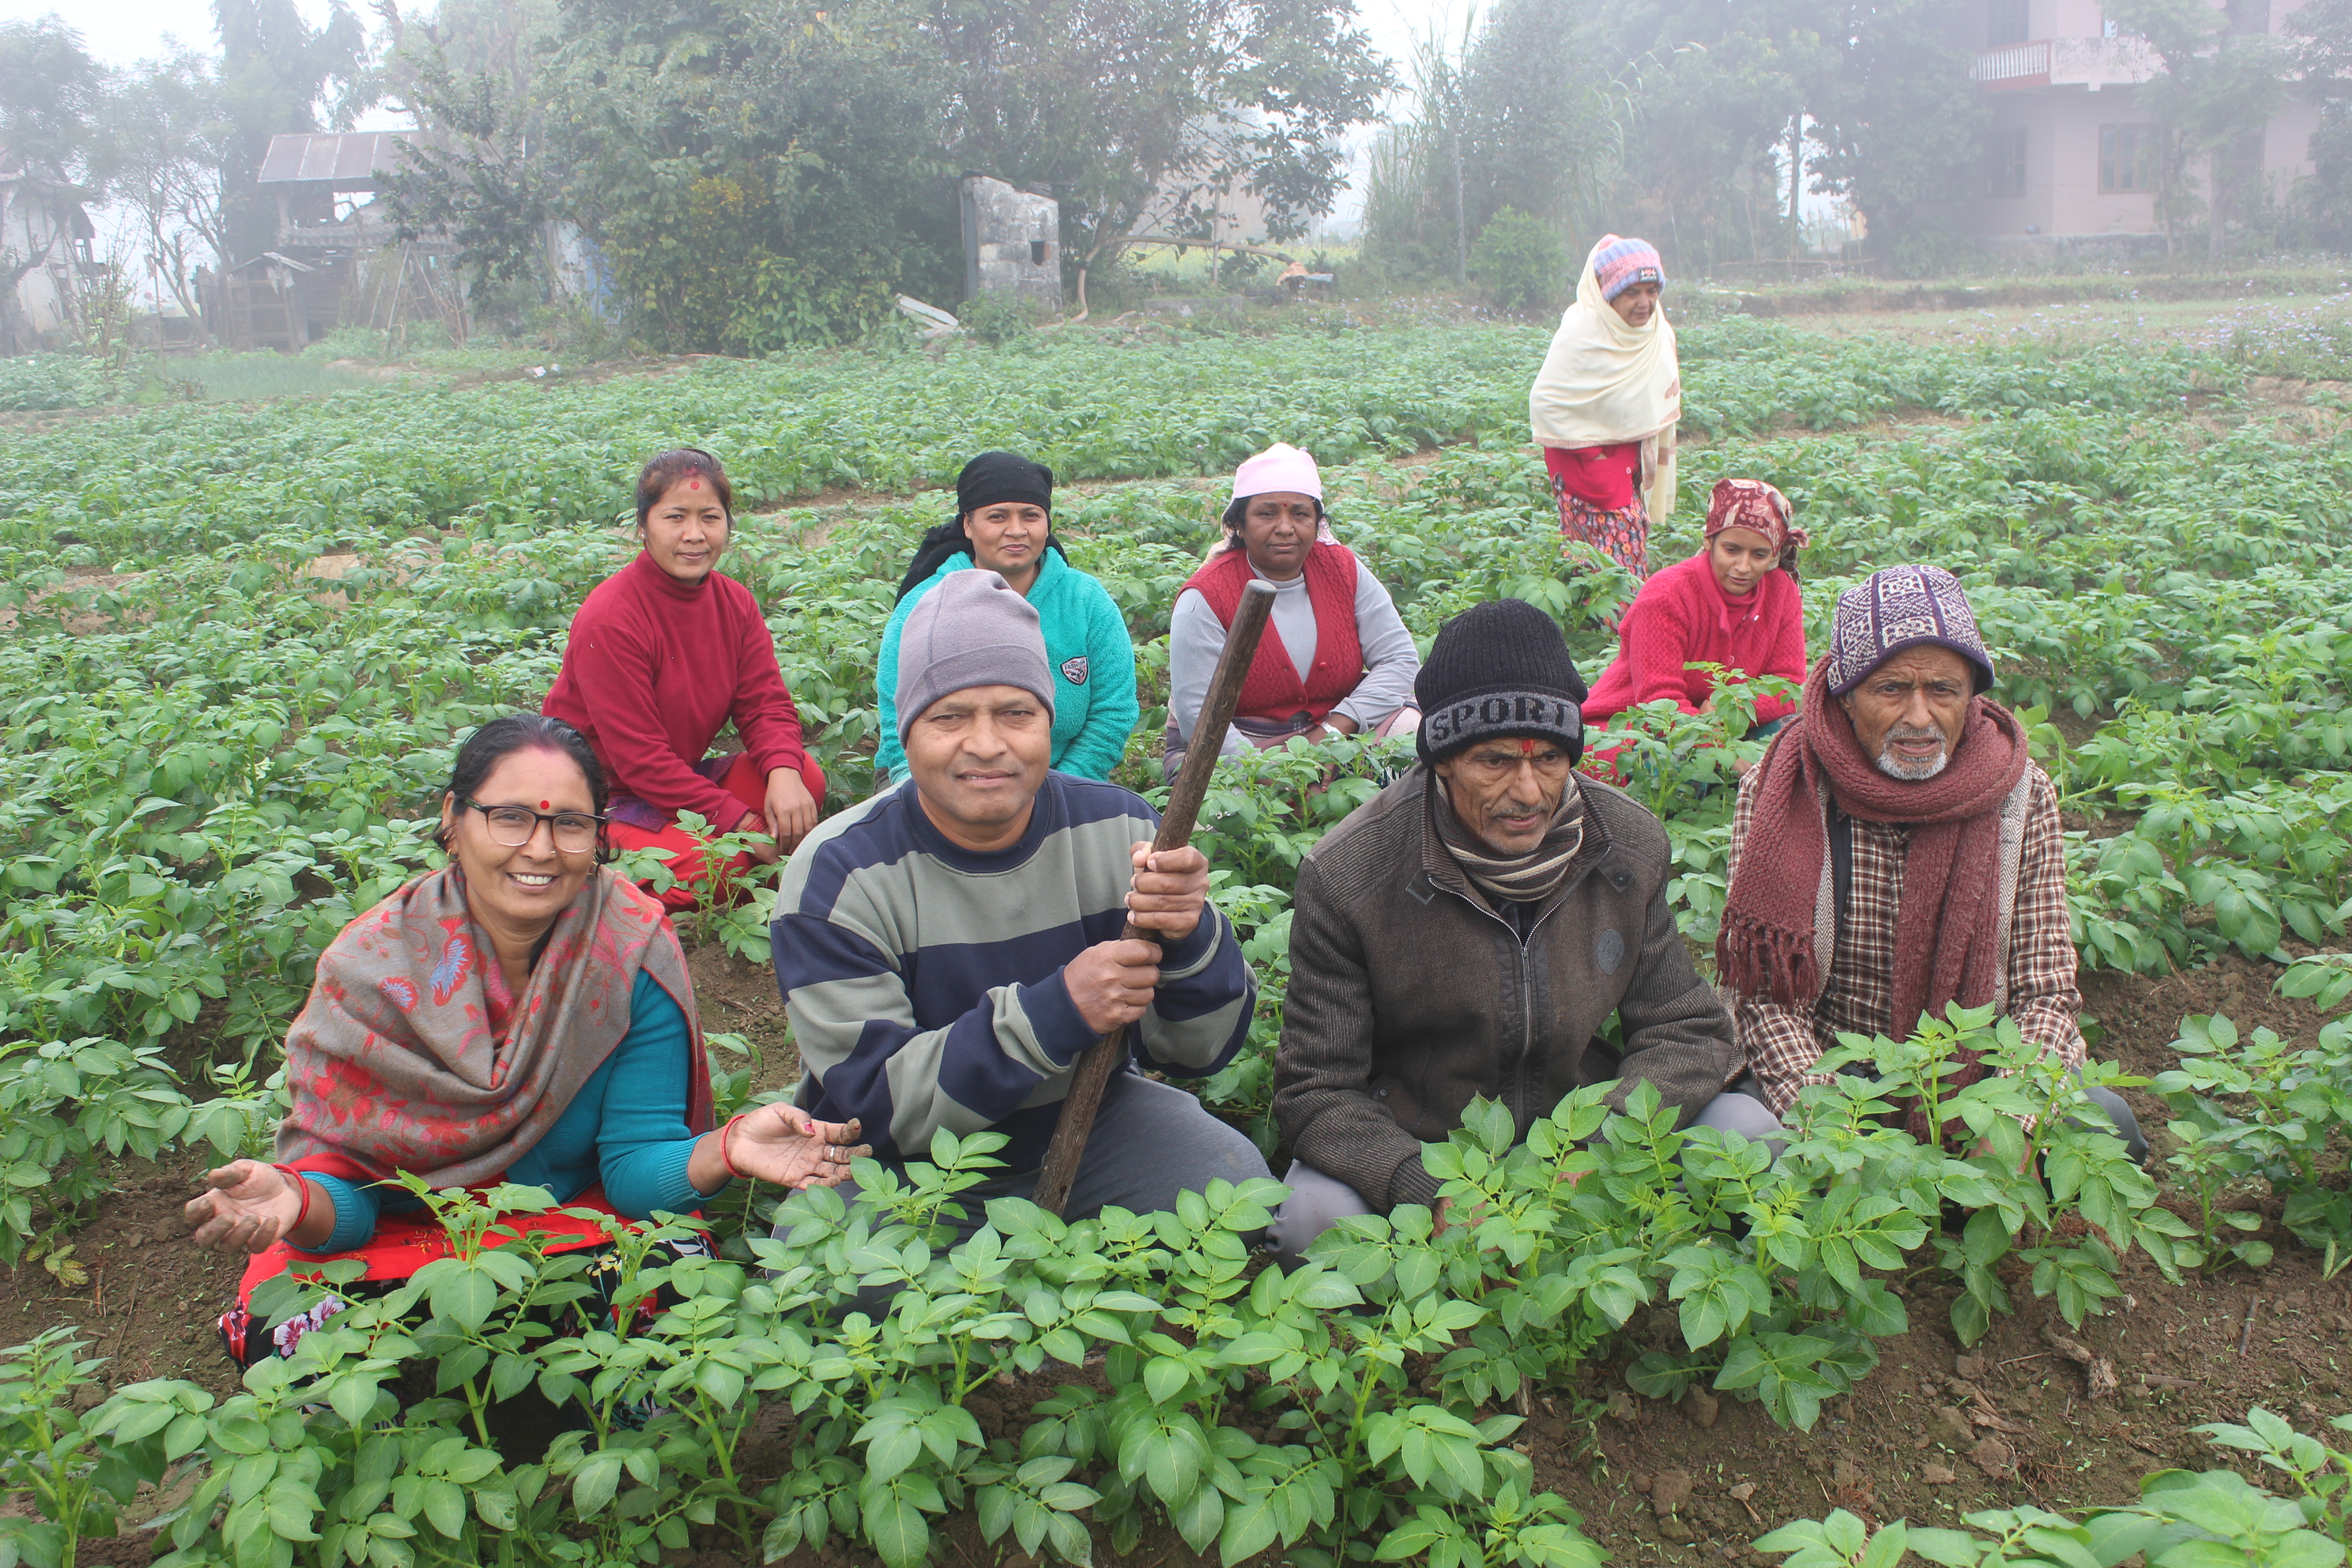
left=1273, top=766, right=1740, bottom=1210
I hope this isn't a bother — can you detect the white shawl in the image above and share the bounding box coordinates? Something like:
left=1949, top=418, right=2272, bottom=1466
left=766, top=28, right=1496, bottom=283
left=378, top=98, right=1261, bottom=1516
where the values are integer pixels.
left=1529, top=238, right=1682, bottom=518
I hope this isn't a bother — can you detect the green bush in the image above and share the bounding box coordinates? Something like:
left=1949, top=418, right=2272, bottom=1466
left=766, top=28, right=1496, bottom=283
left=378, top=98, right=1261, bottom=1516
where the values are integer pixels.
left=1468, top=210, right=1568, bottom=315
left=956, top=291, right=1047, bottom=346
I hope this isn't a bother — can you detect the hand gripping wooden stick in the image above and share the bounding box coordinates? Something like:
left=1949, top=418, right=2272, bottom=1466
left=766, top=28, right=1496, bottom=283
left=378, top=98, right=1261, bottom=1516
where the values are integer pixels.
left=1031, top=578, right=1277, bottom=1216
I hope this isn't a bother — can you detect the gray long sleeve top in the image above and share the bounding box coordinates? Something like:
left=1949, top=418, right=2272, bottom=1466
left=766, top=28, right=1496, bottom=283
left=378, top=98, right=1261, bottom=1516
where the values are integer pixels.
left=1169, top=558, right=1422, bottom=755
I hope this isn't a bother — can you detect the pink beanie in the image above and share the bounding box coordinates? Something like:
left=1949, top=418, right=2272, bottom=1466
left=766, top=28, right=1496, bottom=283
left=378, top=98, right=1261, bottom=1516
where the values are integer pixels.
left=1231, top=442, right=1323, bottom=502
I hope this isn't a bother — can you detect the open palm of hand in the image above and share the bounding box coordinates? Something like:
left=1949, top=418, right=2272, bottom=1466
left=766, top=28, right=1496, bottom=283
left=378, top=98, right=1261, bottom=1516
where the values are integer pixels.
left=727, top=1105, right=870, bottom=1189
left=185, top=1160, right=304, bottom=1255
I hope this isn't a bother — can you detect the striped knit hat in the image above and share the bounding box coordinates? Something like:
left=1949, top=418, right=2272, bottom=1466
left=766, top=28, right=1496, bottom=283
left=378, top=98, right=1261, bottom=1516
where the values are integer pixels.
left=1825, top=565, right=1995, bottom=698
left=1592, top=235, right=1665, bottom=302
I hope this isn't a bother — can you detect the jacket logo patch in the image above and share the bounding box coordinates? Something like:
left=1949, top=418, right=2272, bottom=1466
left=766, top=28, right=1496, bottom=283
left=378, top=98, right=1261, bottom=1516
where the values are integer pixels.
left=1595, top=929, right=1625, bottom=976
left=1060, top=657, right=1089, bottom=686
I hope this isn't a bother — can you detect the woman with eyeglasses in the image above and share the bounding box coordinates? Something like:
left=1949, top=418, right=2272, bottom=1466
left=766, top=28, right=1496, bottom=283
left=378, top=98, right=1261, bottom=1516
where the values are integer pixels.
left=542, top=447, right=828, bottom=911
left=184, top=715, right=869, bottom=1367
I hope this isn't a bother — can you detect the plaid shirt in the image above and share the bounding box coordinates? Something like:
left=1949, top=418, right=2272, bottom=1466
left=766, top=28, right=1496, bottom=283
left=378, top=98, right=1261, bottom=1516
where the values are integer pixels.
left=1728, top=764, right=2083, bottom=1116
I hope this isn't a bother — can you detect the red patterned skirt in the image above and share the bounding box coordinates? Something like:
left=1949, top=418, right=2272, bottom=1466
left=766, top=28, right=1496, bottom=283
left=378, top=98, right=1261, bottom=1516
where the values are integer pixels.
left=1553, top=479, right=1650, bottom=582
left=216, top=1187, right=710, bottom=1368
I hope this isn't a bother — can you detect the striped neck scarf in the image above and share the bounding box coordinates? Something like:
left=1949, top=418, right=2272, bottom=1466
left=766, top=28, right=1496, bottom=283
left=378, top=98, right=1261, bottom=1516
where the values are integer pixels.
left=1431, top=773, right=1588, bottom=908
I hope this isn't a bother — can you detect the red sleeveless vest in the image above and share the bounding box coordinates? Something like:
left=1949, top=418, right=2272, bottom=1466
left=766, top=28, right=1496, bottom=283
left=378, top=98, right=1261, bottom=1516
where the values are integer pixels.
left=1181, top=542, right=1365, bottom=724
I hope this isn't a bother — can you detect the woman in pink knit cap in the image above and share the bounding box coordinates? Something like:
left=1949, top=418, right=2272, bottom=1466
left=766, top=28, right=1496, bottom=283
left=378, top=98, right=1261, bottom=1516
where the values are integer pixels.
left=1163, top=444, right=1422, bottom=780
left=1528, top=235, right=1680, bottom=585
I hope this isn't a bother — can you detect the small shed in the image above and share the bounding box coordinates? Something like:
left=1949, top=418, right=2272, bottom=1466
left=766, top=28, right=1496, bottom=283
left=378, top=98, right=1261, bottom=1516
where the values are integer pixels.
left=960, top=174, right=1061, bottom=310
left=207, top=130, right=465, bottom=350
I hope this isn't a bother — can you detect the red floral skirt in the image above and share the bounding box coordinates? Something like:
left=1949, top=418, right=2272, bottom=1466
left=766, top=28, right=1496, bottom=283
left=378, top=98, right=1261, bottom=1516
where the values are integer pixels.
left=217, top=1187, right=709, bottom=1368
left=1554, top=479, right=1651, bottom=582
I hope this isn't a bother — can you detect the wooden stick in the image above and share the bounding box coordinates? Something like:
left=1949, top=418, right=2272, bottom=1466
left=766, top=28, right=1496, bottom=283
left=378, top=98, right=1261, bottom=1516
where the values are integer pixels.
left=1032, top=578, right=1277, bottom=1216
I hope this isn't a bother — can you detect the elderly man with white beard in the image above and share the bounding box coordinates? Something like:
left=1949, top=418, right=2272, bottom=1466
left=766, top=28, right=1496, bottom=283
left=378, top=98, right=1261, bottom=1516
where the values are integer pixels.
left=1717, top=565, right=2144, bottom=1159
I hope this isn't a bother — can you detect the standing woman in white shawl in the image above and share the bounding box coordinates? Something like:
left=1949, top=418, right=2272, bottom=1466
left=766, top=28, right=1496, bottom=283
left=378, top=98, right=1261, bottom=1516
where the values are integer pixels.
left=1529, top=235, right=1680, bottom=582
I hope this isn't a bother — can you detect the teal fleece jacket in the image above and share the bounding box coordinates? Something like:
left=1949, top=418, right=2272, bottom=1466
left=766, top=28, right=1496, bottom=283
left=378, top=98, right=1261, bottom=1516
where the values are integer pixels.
left=875, top=547, right=1141, bottom=783
left=301, top=970, right=720, bottom=1253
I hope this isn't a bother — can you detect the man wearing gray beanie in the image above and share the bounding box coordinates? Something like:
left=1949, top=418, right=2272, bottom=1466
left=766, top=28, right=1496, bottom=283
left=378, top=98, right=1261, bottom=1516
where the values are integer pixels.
left=768, top=571, right=1269, bottom=1240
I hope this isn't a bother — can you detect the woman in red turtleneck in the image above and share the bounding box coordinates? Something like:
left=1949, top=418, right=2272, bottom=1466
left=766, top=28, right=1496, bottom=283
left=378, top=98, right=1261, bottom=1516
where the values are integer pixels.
left=543, top=448, right=827, bottom=910
left=1581, top=478, right=1809, bottom=773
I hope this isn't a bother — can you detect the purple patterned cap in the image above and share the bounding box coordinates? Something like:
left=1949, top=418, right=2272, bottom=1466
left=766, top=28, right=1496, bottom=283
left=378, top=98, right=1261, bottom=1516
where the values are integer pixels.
left=1825, top=565, right=1995, bottom=698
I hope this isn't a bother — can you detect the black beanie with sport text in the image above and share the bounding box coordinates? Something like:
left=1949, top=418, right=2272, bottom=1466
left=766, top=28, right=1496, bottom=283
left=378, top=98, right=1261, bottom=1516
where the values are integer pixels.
left=1414, top=598, right=1589, bottom=766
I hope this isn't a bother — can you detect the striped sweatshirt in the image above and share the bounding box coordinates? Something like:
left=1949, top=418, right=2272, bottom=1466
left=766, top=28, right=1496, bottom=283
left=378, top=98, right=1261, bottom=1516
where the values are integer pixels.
left=772, top=772, right=1256, bottom=1170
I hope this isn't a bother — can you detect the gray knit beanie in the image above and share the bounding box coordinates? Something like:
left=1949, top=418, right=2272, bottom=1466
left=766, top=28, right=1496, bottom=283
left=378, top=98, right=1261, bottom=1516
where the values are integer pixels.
left=896, top=571, right=1056, bottom=742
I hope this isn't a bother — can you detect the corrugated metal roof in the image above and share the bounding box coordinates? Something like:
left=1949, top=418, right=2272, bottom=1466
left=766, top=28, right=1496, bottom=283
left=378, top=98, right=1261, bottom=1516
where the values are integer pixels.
left=257, top=132, right=412, bottom=186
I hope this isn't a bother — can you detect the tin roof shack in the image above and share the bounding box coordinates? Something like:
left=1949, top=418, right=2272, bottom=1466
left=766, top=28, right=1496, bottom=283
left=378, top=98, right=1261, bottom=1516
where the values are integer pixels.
left=210, top=131, right=465, bottom=350
left=960, top=175, right=1062, bottom=310
left=0, top=152, right=103, bottom=355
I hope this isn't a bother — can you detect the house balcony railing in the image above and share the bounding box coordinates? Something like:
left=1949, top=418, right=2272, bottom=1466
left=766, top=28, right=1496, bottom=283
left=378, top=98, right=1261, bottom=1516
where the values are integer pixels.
left=274, top=213, right=410, bottom=251
left=1972, top=39, right=2050, bottom=86
left=272, top=211, right=455, bottom=255
left=1971, top=36, right=2161, bottom=91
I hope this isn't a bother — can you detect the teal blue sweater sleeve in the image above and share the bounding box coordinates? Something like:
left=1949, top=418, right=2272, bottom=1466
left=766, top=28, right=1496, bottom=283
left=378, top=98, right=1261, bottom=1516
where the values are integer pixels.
left=304, top=1172, right=382, bottom=1255
left=589, top=971, right=724, bottom=1219
left=1055, top=572, right=1140, bottom=781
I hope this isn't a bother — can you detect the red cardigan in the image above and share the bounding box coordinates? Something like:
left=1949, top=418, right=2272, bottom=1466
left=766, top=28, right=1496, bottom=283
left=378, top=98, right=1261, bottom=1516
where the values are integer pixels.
left=543, top=552, right=809, bottom=829
left=1580, top=551, right=1806, bottom=724
left=1544, top=442, right=1642, bottom=510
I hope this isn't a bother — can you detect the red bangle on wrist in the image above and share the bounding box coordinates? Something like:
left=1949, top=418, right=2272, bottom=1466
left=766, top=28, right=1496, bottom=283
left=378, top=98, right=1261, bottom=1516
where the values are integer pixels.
left=273, top=1163, right=314, bottom=1239
left=718, top=1113, right=753, bottom=1182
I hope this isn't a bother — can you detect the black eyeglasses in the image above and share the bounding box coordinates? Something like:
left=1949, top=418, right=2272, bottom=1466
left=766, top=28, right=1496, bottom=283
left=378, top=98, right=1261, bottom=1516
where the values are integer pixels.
left=460, top=798, right=605, bottom=853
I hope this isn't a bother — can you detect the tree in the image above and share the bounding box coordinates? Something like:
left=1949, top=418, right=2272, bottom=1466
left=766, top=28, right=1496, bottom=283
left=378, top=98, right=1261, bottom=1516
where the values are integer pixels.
left=211, top=0, right=374, bottom=261
left=1364, top=0, right=1622, bottom=286
left=1592, top=0, right=1835, bottom=274
left=2294, top=0, right=2352, bottom=242
left=378, top=48, right=559, bottom=292
left=0, top=18, right=112, bottom=352
left=0, top=16, right=111, bottom=184
left=926, top=0, right=1392, bottom=295
left=103, top=52, right=239, bottom=342
left=1807, top=0, right=1987, bottom=272
left=1362, top=11, right=1480, bottom=282
left=1458, top=0, right=1624, bottom=243
left=2103, top=0, right=2292, bottom=258
left=528, top=0, right=959, bottom=349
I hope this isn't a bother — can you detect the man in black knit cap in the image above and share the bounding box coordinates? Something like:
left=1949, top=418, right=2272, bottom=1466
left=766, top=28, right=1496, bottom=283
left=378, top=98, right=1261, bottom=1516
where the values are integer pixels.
left=1267, top=598, right=1780, bottom=1266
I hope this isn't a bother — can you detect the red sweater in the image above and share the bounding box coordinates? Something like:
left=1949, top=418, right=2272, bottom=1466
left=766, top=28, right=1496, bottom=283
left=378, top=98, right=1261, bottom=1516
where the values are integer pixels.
left=543, top=552, right=808, bottom=829
left=1580, top=551, right=1807, bottom=724
left=1544, top=442, right=1642, bottom=510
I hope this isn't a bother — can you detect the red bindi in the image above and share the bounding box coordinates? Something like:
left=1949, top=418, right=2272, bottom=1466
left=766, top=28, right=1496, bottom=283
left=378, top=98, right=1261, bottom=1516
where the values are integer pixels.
left=687, top=478, right=701, bottom=489
left=1520, top=738, right=1535, bottom=755
left=539, top=800, right=549, bottom=809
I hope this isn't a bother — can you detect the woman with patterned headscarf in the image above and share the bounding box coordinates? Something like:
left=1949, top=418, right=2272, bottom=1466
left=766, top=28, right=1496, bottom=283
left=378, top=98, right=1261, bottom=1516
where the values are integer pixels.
left=1529, top=235, right=1680, bottom=582
left=1582, top=478, right=1810, bottom=770
left=185, top=716, right=868, bottom=1367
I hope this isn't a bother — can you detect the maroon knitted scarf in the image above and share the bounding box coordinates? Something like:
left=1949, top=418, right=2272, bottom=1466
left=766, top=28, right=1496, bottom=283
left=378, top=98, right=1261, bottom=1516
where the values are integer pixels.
left=1718, top=659, right=2028, bottom=1133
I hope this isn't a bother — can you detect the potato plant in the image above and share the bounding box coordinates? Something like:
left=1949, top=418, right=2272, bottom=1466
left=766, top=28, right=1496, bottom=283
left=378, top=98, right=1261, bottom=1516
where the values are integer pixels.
left=1, top=307, right=2351, bottom=1561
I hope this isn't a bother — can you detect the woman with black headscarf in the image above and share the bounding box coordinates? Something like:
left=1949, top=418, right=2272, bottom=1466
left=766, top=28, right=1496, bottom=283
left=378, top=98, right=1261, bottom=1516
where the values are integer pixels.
left=873, top=451, right=1140, bottom=784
